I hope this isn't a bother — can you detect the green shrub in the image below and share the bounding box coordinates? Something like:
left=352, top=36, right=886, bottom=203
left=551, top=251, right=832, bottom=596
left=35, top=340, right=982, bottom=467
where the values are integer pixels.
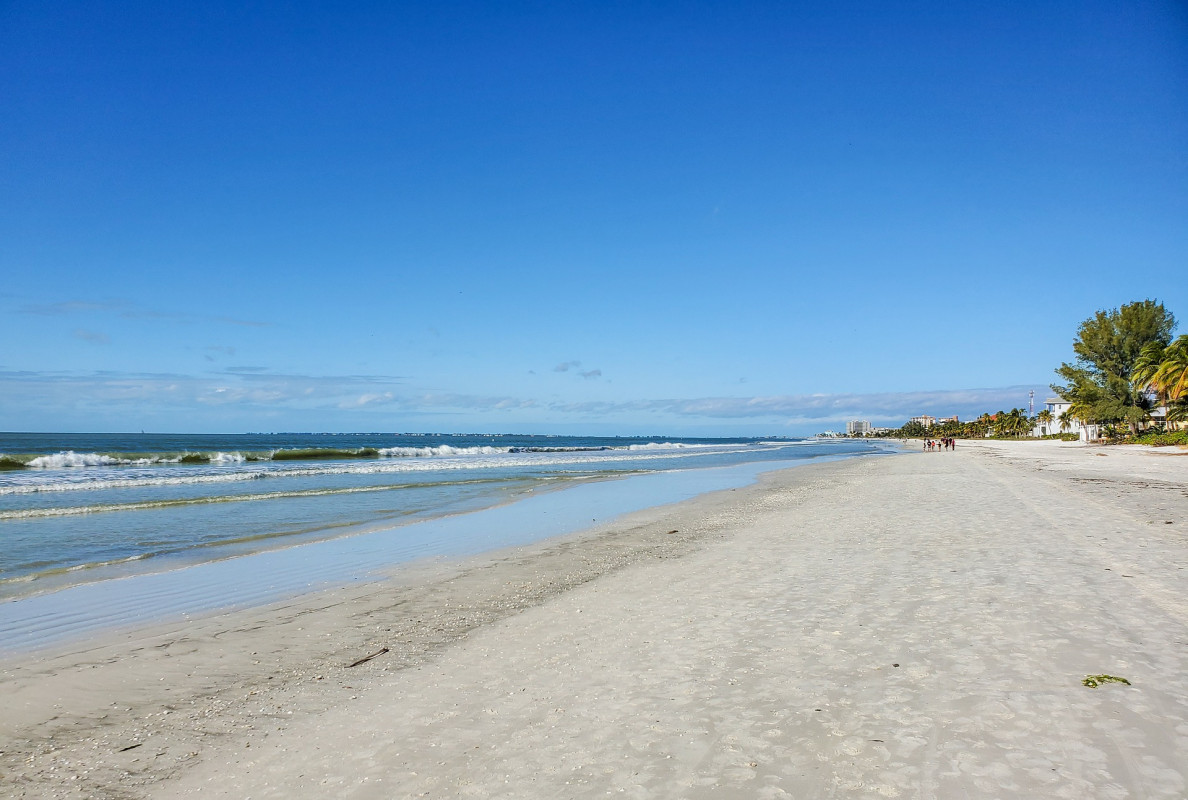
left=1131, top=430, right=1188, bottom=446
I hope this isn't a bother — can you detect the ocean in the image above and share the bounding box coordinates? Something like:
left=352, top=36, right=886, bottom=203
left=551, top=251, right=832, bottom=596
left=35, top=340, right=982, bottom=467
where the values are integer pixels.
left=0, top=432, right=884, bottom=606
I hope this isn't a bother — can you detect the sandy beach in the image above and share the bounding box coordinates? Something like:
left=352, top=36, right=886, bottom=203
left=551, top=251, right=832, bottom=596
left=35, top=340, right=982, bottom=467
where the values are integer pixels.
left=3, top=440, right=1187, bottom=798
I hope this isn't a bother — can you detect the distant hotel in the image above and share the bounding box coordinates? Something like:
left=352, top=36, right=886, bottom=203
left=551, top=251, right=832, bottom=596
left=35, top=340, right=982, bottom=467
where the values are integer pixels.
left=908, top=414, right=958, bottom=428
left=846, top=420, right=871, bottom=435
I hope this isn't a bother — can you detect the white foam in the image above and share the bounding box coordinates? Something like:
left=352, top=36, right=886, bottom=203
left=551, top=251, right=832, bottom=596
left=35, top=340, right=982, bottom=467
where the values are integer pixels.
left=625, top=441, right=716, bottom=450
left=0, top=442, right=777, bottom=496
left=378, top=445, right=510, bottom=458
left=25, top=451, right=124, bottom=469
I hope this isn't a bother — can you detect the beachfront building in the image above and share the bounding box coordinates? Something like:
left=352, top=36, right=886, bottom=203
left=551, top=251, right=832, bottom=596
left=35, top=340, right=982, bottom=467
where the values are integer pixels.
left=908, top=415, right=936, bottom=429
left=1147, top=404, right=1186, bottom=430
left=846, top=420, right=871, bottom=436
left=1032, top=396, right=1100, bottom=441
left=1032, top=397, right=1073, bottom=437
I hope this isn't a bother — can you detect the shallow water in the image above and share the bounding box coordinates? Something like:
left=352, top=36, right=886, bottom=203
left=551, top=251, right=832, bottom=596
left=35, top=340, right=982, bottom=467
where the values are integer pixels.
left=0, top=449, right=889, bottom=652
left=0, top=434, right=880, bottom=598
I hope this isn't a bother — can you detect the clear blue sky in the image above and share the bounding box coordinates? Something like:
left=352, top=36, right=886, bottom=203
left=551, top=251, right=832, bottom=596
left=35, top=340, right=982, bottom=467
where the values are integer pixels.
left=2, top=1, right=1186, bottom=435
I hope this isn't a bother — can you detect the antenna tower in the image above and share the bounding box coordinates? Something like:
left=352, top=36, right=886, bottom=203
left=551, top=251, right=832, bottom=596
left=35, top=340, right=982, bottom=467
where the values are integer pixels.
left=1029, top=390, right=1035, bottom=416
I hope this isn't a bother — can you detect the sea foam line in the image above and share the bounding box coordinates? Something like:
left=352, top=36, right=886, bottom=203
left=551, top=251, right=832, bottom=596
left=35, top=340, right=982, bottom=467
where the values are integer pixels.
left=1, top=441, right=720, bottom=470
left=0, top=443, right=761, bottom=496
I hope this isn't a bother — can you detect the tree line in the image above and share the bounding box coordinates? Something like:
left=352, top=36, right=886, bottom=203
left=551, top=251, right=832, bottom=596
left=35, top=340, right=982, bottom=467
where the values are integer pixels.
left=892, top=409, right=1035, bottom=440
left=880, top=300, right=1187, bottom=440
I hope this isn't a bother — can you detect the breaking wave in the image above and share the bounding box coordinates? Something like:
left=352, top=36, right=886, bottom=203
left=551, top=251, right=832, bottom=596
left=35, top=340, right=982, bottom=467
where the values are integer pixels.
left=2, top=442, right=708, bottom=470
left=0, top=442, right=760, bottom=495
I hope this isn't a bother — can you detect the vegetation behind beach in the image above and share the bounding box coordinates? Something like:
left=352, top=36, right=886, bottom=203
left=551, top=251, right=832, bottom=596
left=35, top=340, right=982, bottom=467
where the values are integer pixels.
left=883, top=299, right=1188, bottom=444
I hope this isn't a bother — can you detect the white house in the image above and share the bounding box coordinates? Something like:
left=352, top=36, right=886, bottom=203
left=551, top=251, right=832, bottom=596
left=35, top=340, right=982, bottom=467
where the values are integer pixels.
left=1032, top=397, right=1099, bottom=442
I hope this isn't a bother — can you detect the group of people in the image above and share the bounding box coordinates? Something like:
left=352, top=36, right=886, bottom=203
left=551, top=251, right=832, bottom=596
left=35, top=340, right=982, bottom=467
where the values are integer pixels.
left=924, top=438, right=955, bottom=451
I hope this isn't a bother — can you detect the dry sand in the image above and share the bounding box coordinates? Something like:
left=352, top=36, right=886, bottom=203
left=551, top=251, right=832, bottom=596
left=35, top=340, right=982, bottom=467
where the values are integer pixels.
left=2, top=440, right=1187, bottom=798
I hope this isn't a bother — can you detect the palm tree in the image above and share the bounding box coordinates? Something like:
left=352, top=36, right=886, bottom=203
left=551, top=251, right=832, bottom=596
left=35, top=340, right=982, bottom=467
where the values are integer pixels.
left=1133, top=341, right=1166, bottom=390
left=1133, top=340, right=1170, bottom=428
left=1064, top=395, right=1100, bottom=436
left=1151, top=335, right=1188, bottom=403
left=1141, top=336, right=1188, bottom=430
left=1006, top=407, right=1030, bottom=437
left=1035, top=408, right=1054, bottom=435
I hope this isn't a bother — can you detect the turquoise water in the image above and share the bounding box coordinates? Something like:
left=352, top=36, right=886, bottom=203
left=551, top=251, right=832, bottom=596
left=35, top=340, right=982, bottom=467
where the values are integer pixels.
left=0, top=433, right=884, bottom=603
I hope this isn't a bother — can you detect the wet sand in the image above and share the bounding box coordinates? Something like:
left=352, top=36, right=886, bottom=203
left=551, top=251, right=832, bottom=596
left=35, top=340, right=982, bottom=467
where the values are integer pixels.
left=3, top=440, right=1187, bottom=798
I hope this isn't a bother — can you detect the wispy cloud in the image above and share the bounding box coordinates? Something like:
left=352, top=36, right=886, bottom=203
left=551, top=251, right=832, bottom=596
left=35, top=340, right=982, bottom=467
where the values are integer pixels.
left=546, top=386, right=1047, bottom=422
left=212, top=316, right=270, bottom=328
left=203, top=345, right=236, bottom=362
left=73, top=328, right=109, bottom=345
left=24, top=300, right=131, bottom=317
left=0, top=369, right=406, bottom=412
left=554, top=360, right=602, bottom=379
left=21, top=299, right=270, bottom=328
left=340, top=392, right=397, bottom=409
left=0, top=367, right=1046, bottom=430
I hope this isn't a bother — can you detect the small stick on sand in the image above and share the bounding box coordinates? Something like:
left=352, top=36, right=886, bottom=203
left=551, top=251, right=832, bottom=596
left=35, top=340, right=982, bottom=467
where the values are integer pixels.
left=346, top=647, right=389, bottom=668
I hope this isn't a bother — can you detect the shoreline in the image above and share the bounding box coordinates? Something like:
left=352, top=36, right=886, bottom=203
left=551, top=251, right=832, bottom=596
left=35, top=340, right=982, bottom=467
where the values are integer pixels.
left=3, top=441, right=1187, bottom=798
left=0, top=456, right=865, bottom=797
left=0, top=439, right=879, bottom=606
left=0, top=453, right=877, bottom=651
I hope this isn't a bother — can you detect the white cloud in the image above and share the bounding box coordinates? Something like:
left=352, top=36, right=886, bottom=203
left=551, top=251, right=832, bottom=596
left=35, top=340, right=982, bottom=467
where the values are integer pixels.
left=0, top=367, right=1048, bottom=431
left=341, top=392, right=397, bottom=409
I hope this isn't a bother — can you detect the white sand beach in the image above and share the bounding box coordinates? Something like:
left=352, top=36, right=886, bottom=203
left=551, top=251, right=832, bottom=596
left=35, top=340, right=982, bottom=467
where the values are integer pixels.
left=3, top=440, right=1187, bottom=798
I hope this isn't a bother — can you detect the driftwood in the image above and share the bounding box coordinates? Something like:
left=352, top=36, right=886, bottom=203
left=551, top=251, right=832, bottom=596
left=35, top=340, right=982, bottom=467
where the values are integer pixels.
left=118, top=743, right=143, bottom=752
left=346, top=647, right=389, bottom=668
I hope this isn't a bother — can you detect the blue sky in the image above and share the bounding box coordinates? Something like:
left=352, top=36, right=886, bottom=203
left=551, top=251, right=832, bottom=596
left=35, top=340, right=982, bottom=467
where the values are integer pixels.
left=2, top=1, right=1186, bottom=435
